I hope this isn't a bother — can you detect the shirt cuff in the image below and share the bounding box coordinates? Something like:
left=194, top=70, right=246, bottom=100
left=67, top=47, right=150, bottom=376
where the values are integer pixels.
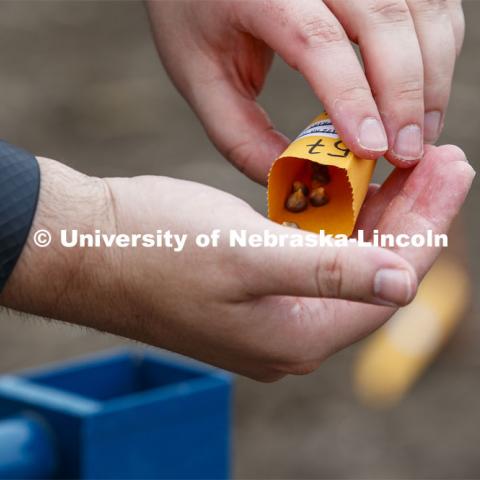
left=0, top=141, right=40, bottom=293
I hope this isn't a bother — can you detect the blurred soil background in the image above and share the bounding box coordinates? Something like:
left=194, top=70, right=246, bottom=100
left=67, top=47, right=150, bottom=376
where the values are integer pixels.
left=0, top=1, right=479, bottom=478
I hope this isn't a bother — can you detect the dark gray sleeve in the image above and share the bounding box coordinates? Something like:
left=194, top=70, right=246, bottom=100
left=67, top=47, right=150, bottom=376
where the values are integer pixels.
left=0, top=141, right=40, bottom=293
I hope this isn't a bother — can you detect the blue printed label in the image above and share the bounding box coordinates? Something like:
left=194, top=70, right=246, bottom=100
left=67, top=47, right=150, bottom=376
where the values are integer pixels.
left=296, top=119, right=338, bottom=140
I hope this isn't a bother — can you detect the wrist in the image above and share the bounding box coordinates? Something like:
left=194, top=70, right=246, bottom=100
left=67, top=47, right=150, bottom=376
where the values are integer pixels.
left=0, top=157, right=117, bottom=325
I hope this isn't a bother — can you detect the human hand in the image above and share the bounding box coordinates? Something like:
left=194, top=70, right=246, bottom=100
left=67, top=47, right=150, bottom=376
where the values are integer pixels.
left=1, top=144, right=473, bottom=381
left=147, top=0, right=464, bottom=183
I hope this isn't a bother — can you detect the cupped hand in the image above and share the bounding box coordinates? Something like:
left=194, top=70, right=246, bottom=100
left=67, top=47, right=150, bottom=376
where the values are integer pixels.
left=99, top=144, right=472, bottom=380
left=147, top=0, right=464, bottom=183
left=3, top=145, right=472, bottom=381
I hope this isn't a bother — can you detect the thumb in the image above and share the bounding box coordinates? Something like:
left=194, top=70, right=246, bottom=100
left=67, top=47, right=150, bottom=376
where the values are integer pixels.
left=241, top=225, right=417, bottom=307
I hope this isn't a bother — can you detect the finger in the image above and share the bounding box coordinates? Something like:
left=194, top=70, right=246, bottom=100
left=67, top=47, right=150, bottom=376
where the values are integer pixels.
left=331, top=144, right=475, bottom=351
left=375, top=144, right=475, bottom=270
left=406, top=0, right=457, bottom=144
left=247, top=294, right=392, bottom=371
left=267, top=144, right=475, bottom=363
left=327, top=0, right=425, bottom=165
left=366, top=183, right=381, bottom=199
left=238, top=0, right=389, bottom=160
left=239, top=224, right=417, bottom=307
left=355, top=145, right=442, bottom=236
left=147, top=0, right=289, bottom=186
left=189, top=73, right=290, bottom=185
left=354, top=181, right=391, bottom=240
left=356, top=168, right=412, bottom=236
left=447, top=0, right=465, bottom=56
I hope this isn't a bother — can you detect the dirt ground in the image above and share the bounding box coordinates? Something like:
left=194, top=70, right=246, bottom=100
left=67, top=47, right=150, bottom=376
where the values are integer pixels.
left=0, top=1, right=479, bottom=478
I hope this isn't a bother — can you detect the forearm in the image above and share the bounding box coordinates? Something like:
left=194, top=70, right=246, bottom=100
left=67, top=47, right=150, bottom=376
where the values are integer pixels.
left=0, top=157, right=122, bottom=331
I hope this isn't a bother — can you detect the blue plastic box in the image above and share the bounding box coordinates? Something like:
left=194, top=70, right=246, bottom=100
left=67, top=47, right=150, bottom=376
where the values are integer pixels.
left=0, top=349, right=233, bottom=479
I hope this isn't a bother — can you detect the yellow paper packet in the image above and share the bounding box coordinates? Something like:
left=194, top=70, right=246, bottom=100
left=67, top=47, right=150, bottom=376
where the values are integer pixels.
left=268, top=113, right=376, bottom=235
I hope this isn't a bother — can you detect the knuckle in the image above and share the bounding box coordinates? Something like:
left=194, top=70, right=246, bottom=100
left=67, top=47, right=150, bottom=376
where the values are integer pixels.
left=225, top=139, right=255, bottom=177
left=410, top=0, right=448, bottom=13
left=409, top=0, right=451, bottom=26
left=225, top=245, right=260, bottom=295
left=316, top=250, right=343, bottom=298
left=367, top=0, right=411, bottom=25
left=393, top=78, right=424, bottom=101
left=424, top=74, right=450, bottom=96
left=334, top=85, right=372, bottom=104
left=296, top=17, right=346, bottom=49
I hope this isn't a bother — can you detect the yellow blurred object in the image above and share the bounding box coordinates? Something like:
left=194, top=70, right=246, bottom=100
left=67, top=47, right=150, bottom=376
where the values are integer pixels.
left=354, top=257, right=470, bottom=408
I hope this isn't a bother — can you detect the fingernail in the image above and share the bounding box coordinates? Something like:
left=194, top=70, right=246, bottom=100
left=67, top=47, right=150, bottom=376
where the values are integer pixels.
left=393, top=124, right=423, bottom=161
left=374, top=269, right=414, bottom=306
left=358, top=117, right=388, bottom=151
left=424, top=111, right=442, bottom=144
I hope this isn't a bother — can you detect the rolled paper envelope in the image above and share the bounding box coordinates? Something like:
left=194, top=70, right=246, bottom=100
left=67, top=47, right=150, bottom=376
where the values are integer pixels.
left=268, top=112, right=376, bottom=235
